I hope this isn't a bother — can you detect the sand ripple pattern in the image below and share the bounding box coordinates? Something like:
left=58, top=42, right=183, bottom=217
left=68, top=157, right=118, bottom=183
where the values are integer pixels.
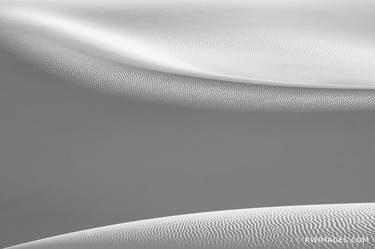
left=6, top=203, right=375, bottom=249
left=1, top=0, right=375, bottom=110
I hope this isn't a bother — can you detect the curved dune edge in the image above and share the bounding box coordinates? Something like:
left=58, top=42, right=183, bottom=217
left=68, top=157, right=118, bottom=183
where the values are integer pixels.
left=5, top=203, right=375, bottom=249
left=1, top=33, right=375, bottom=112
left=1, top=0, right=375, bottom=110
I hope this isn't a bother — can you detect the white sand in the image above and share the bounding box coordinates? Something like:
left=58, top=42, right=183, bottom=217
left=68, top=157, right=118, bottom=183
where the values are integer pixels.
left=6, top=203, right=375, bottom=249
left=1, top=0, right=375, bottom=110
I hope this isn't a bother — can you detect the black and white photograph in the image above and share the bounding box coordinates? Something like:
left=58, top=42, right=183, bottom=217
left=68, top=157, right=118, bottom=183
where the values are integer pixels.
left=1, top=0, right=375, bottom=248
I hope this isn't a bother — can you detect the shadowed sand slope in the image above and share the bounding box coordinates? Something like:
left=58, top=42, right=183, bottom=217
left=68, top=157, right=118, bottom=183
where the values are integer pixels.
left=5, top=203, right=375, bottom=249
left=1, top=0, right=375, bottom=110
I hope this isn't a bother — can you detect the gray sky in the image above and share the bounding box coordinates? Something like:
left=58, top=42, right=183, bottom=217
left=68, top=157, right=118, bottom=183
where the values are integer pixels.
left=1, top=46, right=375, bottom=248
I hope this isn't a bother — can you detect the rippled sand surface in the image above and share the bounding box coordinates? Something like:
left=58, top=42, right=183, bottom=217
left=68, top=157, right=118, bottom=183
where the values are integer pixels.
left=1, top=0, right=375, bottom=110
left=6, top=203, right=375, bottom=249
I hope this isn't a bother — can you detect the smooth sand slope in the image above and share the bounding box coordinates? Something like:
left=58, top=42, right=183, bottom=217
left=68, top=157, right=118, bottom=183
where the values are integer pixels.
left=1, top=0, right=375, bottom=110
left=5, top=203, right=375, bottom=249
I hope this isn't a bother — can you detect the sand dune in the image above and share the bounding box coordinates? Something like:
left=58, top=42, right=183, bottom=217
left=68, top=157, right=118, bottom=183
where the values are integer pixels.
left=1, top=0, right=375, bottom=110
left=5, top=203, right=375, bottom=249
